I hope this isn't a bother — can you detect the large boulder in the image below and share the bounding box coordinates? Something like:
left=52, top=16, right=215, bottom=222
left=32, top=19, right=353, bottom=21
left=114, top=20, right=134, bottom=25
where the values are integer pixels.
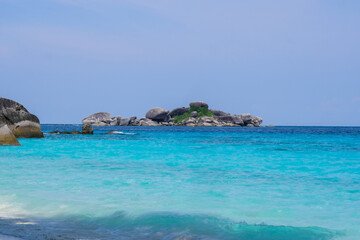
left=119, top=118, right=130, bottom=126
left=0, top=125, right=21, bottom=146
left=145, top=107, right=170, bottom=122
left=0, top=97, right=43, bottom=138
left=129, top=116, right=138, bottom=125
left=82, top=112, right=112, bottom=125
left=81, top=123, right=93, bottom=134
left=189, top=101, right=208, bottom=109
left=169, top=107, right=189, bottom=117
left=210, top=109, right=230, bottom=116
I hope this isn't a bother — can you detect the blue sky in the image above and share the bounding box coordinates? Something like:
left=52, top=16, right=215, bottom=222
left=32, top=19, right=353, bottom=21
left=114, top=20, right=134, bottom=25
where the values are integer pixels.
left=1, top=0, right=359, bottom=125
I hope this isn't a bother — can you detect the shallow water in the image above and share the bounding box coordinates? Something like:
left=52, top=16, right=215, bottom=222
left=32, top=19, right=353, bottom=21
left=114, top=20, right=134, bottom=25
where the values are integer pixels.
left=0, top=125, right=359, bottom=239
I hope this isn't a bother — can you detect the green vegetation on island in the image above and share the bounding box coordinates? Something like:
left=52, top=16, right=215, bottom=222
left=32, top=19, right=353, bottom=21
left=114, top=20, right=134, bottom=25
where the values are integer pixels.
left=174, top=106, right=214, bottom=123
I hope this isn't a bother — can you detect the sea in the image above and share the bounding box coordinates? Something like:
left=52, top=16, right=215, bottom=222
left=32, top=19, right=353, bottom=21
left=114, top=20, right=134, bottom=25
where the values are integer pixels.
left=0, top=125, right=359, bottom=240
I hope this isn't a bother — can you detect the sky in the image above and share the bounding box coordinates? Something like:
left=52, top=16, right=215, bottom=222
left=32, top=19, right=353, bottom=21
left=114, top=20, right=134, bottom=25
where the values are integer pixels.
left=1, top=0, right=359, bottom=125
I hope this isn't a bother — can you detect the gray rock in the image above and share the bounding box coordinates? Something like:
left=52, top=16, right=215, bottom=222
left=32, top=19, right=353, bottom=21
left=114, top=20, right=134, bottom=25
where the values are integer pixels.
left=189, top=101, right=208, bottom=109
left=169, top=107, right=189, bottom=117
left=110, top=116, right=121, bottom=126
left=119, top=118, right=130, bottom=126
left=190, top=111, right=198, bottom=118
left=131, top=119, right=140, bottom=126
left=240, top=113, right=252, bottom=124
left=129, top=116, right=137, bottom=125
left=198, top=117, right=215, bottom=124
left=82, top=112, right=112, bottom=125
left=145, top=107, right=170, bottom=122
left=0, top=125, right=20, bottom=146
left=139, top=118, right=158, bottom=126
left=82, top=123, right=93, bottom=134
left=0, top=97, right=43, bottom=138
left=233, top=116, right=244, bottom=126
left=252, top=116, right=263, bottom=127
left=182, top=117, right=196, bottom=125
left=210, top=109, right=230, bottom=116
left=238, top=114, right=263, bottom=127
left=216, top=115, right=236, bottom=123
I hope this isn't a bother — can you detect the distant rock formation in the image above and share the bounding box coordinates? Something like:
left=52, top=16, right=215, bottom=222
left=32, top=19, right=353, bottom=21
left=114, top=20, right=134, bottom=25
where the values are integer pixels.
left=145, top=107, right=170, bottom=122
left=0, top=125, right=21, bottom=146
left=82, top=112, right=112, bottom=126
left=169, top=107, right=189, bottom=117
left=82, top=101, right=263, bottom=127
left=0, top=97, right=43, bottom=138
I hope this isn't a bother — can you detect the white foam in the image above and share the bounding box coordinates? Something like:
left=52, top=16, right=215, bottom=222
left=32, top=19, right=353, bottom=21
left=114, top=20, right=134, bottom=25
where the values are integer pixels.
left=111, top=131, right=136, bottom=135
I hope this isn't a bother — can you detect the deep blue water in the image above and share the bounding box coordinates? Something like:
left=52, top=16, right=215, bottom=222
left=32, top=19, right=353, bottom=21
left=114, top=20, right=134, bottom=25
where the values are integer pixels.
left=0, top=125, right=359, bottom=240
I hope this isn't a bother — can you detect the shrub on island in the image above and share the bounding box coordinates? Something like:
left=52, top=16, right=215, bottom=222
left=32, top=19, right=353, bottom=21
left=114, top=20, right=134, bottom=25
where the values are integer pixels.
left=174, top=106, right=214, bottom=123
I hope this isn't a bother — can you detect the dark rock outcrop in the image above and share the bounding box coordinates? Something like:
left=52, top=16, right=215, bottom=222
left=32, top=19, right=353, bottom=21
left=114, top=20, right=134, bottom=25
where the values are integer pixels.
left=82, top=112, right=112, bottom=126
left=50, top=130, right=61, bottom=134
left=210, top=109, right=230, bottom=116
left=189, top=101, right=208, bottom=108
left=0, top=97, right=43, bottom=138
left=82, top=123, right=93, bottom=134
left=145, top=107, right=170, bottom=122
left=0, top=125, right=21, bottom=146
left=169, top=107, right=189, bottom=117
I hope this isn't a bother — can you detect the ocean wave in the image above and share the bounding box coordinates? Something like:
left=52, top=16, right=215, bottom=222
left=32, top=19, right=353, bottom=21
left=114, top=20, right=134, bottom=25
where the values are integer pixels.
left=0, top=212, right=344, bottom=240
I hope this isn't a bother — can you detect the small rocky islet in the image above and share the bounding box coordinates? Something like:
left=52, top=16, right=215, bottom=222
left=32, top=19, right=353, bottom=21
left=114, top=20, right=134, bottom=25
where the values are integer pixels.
left=83, top=101, right=263, bottom=127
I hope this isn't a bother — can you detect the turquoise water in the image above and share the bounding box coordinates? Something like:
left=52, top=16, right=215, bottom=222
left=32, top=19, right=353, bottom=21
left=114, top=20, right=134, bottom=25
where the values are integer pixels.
left=0, top=125, right=359, bottom=240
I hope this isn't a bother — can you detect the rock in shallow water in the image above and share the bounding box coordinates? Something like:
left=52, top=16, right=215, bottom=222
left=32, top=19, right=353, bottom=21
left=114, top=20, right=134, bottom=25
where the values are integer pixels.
left=0, top=97, right=43, bottom=138
left=0, top=125, right=20, bottom=146
left=82, top=123, right=93, bottom=134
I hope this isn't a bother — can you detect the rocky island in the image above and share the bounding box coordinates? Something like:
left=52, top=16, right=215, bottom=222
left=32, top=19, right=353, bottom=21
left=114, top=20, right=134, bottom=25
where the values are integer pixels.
left=83, top=101, right=263, bottom=127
